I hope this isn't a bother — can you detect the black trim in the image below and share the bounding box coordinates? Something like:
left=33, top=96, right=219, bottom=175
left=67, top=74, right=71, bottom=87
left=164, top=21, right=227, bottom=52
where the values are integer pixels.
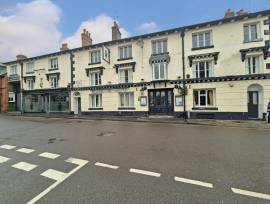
left=192, top=107, right=218, bottom=110
left=22, top=87, right=68, bottom=94
left=45, top=72, right=60, bottom=81
left=48, top=68, right=59, bottom=72
left=117, top=57, right=133, bottom=61
left=25, top=71, right=34, bottom=75
left=81, top=111, right=148, bottom=117
left=4, top=9, right=270, bottom=65
left=243, top=38, right=264, bottom=43
left=88, top=107, right=103, bottom=110
left=188, top=52, right=220, bottom=67
left=23, top=75, right=36, bottom=83
left=191, top=45, right=214, bottom=51
left=240, top=46, right=270, bottom=61
left=149, top=52, right=170, bottom=64
left=114, top=62, right=136, bottom=73
left=88, top=62, right=101, bottom=66
left=85, top=66, right=105, bottom=76
left=118, top=107, right=136, bottom=110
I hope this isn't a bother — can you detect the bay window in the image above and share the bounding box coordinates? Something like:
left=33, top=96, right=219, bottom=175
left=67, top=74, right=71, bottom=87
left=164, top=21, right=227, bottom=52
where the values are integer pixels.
left=152, top=62, right=167, bottom=80
left=119, top=92, right=134, bottom=107
left=194, top=89, right=215, bottom=107
left=193, top=60, right=214, bottom=78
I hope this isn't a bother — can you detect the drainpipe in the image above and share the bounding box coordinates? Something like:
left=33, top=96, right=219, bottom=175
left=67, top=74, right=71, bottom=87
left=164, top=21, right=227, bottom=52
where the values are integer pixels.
left=181, top=31, right=187, bottom=120
left=69, top=51, right=74, bottom=114
left=20, top=62, right=24, bottom=114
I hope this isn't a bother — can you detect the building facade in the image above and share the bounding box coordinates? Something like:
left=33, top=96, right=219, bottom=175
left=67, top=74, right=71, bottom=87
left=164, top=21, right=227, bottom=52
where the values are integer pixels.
left=0, top=63, right=8, bottom=113
left=4, top=9, right=270, bottom=119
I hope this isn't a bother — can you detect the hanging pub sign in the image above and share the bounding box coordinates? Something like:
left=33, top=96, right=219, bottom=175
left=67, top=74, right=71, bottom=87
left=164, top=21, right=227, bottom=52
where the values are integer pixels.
left=102, top=45, right=110, bottom=63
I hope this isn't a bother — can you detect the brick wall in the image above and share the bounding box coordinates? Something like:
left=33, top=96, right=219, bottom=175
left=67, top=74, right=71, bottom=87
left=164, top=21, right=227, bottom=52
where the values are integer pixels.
left=0, top=75, right=8, bottom=112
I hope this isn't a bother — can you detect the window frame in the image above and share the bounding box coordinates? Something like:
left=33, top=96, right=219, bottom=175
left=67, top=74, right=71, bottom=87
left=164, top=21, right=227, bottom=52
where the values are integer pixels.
left=192, top=30, right=212, bottom=49
left=10, top=65, right=18, bottom=75
left=49, top=75, right=58, bottom=88
left=245, top=55, right=262, bottom=74
left=152, top=39, right=168, bottom=55
left=118, top=45, right=132, bottom=60
left=118, top=67, right=133, bottom=83
left=243, top=22, right=261, bottom=42
left=90, top=50, right=101, bottom=64
left=152, top=62, right=167, bottom=80
left=89, top=71, right=102, bottom=86
left=193, top=89, right=215, bottom=108
left=26, top=62, right=34, bottom=73
left=26, top=78, right=34, bottom=90
left=192, top=60, right=214, bottom=78
left=50, top=58, right=58, bottom=70
left=90, top=94, right=102, bottom=108
left=119, top=92, right=134, bottom=108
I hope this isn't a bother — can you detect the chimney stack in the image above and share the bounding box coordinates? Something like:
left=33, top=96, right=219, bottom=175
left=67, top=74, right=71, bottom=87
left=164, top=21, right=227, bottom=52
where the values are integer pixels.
left=60, top=43, right=69, bottom=51
left=16, top=54, right=27, bottom=61
left=112, top=21, right=121, bottom=41
left=81, top=29, right=92, bottom=47
left=237, top=9, right=247, bottom=16
left=224, top=9, right=234, bottom=18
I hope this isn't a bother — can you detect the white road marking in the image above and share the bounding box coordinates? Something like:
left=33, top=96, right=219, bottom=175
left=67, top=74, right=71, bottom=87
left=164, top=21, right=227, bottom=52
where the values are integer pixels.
left=0, top=155, right=10, bottom=163
left=38, top=152, right=60, bottom=159
left=26, top=157, right=88, bottom=204
left=174, top=176, right=213, bottom=188
left=41, top=169, right=67, bottom=181
left=231, top=188, right=270, bottom=200
left=16, top=148, right=35, bottom=154
left=95, top=162, right=119, bottom=169
left=12, top=162, right=37, bottom=172
left=0, top=144, right=16, bottom=150
left=129, top=168, right=161, bottom=177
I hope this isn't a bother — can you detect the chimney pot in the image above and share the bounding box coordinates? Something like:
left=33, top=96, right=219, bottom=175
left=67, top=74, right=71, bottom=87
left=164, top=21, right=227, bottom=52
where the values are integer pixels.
left=81, top=29, right=92, bottom=47
left=237, top=9, right=247, bottom=16
left=16, top=54, right=27, bottom=61
left=60, top=43, right=69, bottom=51
left=224, top=8, right=234, bottom=18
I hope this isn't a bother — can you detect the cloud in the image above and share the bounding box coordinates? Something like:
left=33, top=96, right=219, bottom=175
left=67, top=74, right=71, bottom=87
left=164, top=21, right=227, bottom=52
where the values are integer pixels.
left=135, top=22, right=159, bottom=34
left=62, top=14, right=130, bottom=48
left=0, top=0, right=62, bottom=62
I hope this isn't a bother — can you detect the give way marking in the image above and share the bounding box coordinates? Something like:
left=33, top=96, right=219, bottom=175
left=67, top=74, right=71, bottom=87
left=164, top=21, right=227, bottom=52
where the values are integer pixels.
left=26, top=157, right=89, bottom=204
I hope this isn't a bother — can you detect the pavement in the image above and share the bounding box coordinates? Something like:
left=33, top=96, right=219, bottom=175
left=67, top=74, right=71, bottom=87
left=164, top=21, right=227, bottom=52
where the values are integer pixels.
left=0, top=115, right=270, bottom=203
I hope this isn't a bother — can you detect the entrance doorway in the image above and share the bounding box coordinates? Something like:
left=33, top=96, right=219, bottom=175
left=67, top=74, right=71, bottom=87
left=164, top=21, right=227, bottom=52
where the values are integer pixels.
left=247, top=84, right=263, bottom=119
left=148, top=89, right=174, bottom=115
left=73, top=92, right=81, bottom=115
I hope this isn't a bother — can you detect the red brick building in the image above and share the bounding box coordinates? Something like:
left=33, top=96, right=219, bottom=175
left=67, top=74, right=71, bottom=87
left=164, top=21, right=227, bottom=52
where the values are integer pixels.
left=0, top=64, right=8, bottom=112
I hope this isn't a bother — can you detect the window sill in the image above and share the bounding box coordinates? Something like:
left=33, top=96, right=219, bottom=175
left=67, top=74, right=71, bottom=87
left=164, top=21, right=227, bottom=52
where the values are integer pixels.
left=118, top=107, right=136, bottom=110
left=192, top=107, right=218, bottom=110
left=25, top=71, right=35, bottom=74
left=48, top=68, right=59, bottom=71
left=88, top=62, right=101, bottom=66
left=151, top=52, right=170, bottom=56
left=243, top=38, right=263, bottom=43
left=117, top=57, right=133, bottom=61
left=88, top=107, right=103, bottom=110
left=191, top=45, right=214, bottom=51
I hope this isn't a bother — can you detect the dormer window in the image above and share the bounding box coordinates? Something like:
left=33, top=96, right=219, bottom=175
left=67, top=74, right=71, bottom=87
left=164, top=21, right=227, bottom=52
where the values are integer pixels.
left=152, top=39, right=167, bottom=55
left=244, top=22, right=261, bottom=43
left=90, top=50, right=101, bottom=64
left=26, top=62, right=34, bottom=73
left=50, top=58, right=58, bottom=70
left=192, top=31, right=212, bottom=49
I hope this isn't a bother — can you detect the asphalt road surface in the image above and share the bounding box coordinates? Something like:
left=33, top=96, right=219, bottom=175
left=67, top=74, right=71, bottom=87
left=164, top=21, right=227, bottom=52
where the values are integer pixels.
left=0, top=115, right=270, bottom=204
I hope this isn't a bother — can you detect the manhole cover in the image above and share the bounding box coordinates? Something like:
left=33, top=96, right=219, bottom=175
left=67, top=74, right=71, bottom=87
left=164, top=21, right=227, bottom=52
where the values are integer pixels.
left=97, top=132, right=115, bottom=137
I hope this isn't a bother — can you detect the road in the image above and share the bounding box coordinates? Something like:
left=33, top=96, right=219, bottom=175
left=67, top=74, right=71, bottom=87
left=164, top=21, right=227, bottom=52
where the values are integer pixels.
left=0, top=115, right=270, bottom=204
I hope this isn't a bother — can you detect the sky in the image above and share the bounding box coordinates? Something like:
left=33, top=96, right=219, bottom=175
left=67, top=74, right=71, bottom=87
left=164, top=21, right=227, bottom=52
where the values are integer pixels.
left=0, top=0, right=269, bottom=62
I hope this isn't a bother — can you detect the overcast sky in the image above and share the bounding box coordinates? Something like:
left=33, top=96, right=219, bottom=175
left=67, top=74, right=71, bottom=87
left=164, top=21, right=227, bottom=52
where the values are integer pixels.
left=0, top=0, right=269, bottom=62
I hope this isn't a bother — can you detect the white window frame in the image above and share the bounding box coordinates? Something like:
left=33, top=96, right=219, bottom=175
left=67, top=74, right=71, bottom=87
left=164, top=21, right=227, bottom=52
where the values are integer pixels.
left=119, top=92, right=134, bottom=108
left=26, top=62, right=34, bottom=73
left=50, top=58, right=58, bottom=70
left=192, top=60, right=214, bottom=78
left=152, top=39, right=167, bottom=55
left=90, top=94, right=102, bottom=108
left=10, top=65, right=17, bottom=75
left=26, top=78, right=34, bottom=90
left=193, top=89, right=215, bottom=108
left=244, top=22, right=261, bottom=42
left=118, top=67, right=133, bottom=83
left=89, top=71, right=102, bottom=86
left=245, top=55, right=262, bottom=74
left=152, top=62, right=167, bottom=80
left=8, top=92, right=15, bottom=102
left=192, top=31, right=212, bottom=48
left=119, top=45, right=132, bottom=59
left=90, top=50, right=101, bottom=64
left=49, top=75, right=58, bottom=88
